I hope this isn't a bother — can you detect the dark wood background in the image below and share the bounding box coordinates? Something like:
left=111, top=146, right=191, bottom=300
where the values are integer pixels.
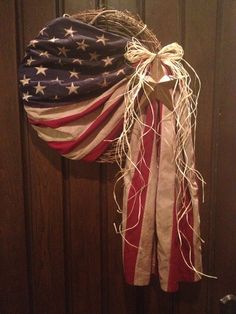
left=0, top=0, right=235, bottom=313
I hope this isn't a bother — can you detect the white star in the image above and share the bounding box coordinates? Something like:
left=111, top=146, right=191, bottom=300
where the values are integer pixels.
left=49, top=36, right=59, bottom=43
left=26, top=56, right=35, bottom=66
left=64, top=26, right=76, bottom=37
left=39, top=27, right=47, bottom=35
left=102, top=56, right=114, bottom=67
left=22, top=92, right=32, bottom=102
left=53, top=76, right=63, bottom=83
left=76, top=40, right=89, bottom=51
left=39, top=51, right=50, bottom=58
left=116, top=69, right=125, bottom=76
left=69, top=70, right=79, bottom=79
left=58, top=46, right=69, bottom=57
left=96, top=34, right=109, bottom=46
left=28, top=39, right=38, bottom=47
left=89, top=51, right=99, bottom=61
left=73, top=58, right=83, bottom=65
left=35, top=65, right=48, bottom=76
left=34, top=82, right=46, bottom=94
left=20, top=75, right=30, bottom=86
left=66, top=82, right=79, bottom=95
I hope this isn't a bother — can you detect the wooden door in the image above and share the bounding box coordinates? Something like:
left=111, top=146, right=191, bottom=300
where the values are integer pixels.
left=0, top=1, right=235, bottom=313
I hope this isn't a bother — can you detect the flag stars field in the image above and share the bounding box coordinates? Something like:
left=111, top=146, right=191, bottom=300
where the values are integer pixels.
left=20, top=18, right=130, bottom=106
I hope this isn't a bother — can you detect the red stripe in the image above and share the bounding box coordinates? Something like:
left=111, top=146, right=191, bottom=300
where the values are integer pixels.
left=123, top=101, right=157, bottom=284
left=167, top=183, right=194, bottom=292
left=47, top=97, right=123, bottom=154
left=28, top=93, right=112, bottom=128
left=82, top=119, right=123, bottom=161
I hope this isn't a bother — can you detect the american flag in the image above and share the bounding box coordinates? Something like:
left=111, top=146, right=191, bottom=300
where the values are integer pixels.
left=19, top=15, right=203, bottom=292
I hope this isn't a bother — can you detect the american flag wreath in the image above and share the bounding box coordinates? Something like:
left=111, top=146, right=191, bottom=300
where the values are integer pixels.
left=19, top=9, right=216, bottom=292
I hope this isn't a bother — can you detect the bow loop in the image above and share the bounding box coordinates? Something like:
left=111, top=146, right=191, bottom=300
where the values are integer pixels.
left=158, top=42, right=184, bottom=62
left=124, top=38, right=177, bottom=111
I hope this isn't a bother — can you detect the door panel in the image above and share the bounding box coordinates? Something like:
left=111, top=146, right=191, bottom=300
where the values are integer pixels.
left=0, top=1, right=235, bottom=313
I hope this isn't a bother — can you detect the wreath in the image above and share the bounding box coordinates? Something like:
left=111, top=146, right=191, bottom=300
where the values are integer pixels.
left=19, top=9, right=210, bottom=292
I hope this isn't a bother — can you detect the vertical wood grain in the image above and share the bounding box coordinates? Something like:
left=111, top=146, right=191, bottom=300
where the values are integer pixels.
left=64, top=0, right=97, bottom=13
left=107, top=0, right=138, bottom=12
left=68, top=161, right=102, bottom=314
left=175, top=1, right=218, bottom=313
left=145, top=0, right=181, bottom=45
left=212, top=1, right=236, bottom=313
left=21, top=1, right=66, bottom=313
left=0, top=1, right=30, bottom=313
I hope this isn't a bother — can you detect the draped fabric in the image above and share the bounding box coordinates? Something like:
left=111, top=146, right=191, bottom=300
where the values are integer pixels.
left=18, top=14, right=202, bottom=292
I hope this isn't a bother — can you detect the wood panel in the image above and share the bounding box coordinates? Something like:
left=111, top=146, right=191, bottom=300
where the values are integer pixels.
left=175, top=1, right=218, bottom=313
left=1, top=0, right=236, bottom=313
left=21, top=1, right=66, bottom=313
left=145, top=0, right=181, bottom=45
left=68, top=161, right=102, bottom=314
left=0, top=1, right=29, bottom=313
left=64, top=0, right=96, bottom=13
left=213, top=1, right=236, bottom=313
left=108, top=0, right=138, bottom=12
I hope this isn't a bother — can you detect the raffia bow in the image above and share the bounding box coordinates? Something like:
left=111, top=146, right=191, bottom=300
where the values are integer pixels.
left=124, top=40, right=187, bottom=112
